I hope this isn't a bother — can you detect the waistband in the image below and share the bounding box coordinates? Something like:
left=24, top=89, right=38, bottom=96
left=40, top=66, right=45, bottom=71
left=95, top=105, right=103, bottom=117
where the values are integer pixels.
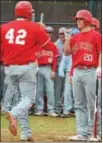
left=39, top=64, right=51, bottom=67
left=75, top=65, right=96, bottom=70
left=5, top=62, right=36, bottom=67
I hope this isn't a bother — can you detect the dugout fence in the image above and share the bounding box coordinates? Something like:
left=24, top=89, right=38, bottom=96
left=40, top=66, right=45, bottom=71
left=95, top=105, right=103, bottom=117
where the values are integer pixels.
left=1, top=0, right=102, bottom=41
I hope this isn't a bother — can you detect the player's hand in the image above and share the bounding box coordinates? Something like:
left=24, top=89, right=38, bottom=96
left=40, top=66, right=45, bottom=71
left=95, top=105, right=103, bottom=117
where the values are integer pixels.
left=64, top=28, right=72, bottom=40
left=96, top=66, right=101, bottom=78
left=35, top=60, right=39, bottom=74
left=69, top=76, right=72, bottom=84
left=50, top=71, right=55, bottom=79
left=37, top=22, right=46, bottom=29
left=36, top=67, right=39, bottom=74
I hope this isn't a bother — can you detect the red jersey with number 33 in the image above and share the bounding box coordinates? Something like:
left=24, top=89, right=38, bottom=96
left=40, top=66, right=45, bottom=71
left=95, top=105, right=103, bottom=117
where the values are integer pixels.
left=70, top=30, right=101, bottom=68
left=1, top=20, right=50, bottom=65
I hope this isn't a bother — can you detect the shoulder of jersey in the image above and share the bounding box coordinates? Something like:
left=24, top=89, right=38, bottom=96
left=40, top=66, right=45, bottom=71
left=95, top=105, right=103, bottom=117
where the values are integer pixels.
left=91, top=29, right=101, bottom=36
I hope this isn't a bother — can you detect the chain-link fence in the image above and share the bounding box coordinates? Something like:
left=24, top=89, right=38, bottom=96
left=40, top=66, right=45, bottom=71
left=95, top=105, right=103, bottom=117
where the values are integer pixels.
left=95, top=0, right=102, bottom=31
left=1, top=0, right=102, bottom=41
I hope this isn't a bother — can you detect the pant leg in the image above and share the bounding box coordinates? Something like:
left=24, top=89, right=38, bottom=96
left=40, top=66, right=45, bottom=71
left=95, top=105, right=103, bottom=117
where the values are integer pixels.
left=63, top=72, right=73, bottom=114
left=20, top=111, right=32, bottom=139
left=83, top=69, right=95, bottom=134
left=8, top=63, right=36, bottom=120
left=43, top=66, right=55, bottom=113
left=12, top=85, right=21, bottom=108
left=54, top=68, right=64, bottom=113
left=98, top=78, right=102, bottom=136
left=2, top=85, right=15, bottom=112
left=72, top=69, right=88, bottom=136
left=85, top=69, right=101, bottom=136
left=0, top=65, right=5, bottom=101
left=2, top=74, right=18, bottom=112
left=35, top=70, right=44, bottom=112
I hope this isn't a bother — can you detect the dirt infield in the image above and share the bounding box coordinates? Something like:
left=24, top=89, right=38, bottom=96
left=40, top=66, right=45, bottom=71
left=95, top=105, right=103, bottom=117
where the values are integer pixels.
left=1, top=129, right=102, bottom=142
left=1, top=129, right=75, bottom=142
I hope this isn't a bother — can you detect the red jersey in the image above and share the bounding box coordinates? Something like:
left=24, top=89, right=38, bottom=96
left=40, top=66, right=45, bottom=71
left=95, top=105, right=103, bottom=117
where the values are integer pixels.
left=1, top=19, right=50, bottom=65
left=69, top=65, right=74, bottom=77
left=70, top=30, right=101, bottom=68
left=35, top=41, right=59, bottom=71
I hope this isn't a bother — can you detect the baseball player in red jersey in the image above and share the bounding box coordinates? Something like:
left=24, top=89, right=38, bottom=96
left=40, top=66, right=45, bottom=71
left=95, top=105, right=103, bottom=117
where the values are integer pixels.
left=35, top=24, right=59, bottom=116
left=64, top=10, right=101, bottom=141
left=91, top=17, right=100, bottom=31
left=1, top=1, right=57, bottom=141
left=88, top=17, right=102, bottom=141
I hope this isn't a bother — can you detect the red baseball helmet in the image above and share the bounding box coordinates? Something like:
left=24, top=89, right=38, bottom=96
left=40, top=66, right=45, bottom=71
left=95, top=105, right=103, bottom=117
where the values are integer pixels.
left=73, top=10, right=92, bottom=24
left=91, top=18, right=100, bottom=29
left=15, top=1, right=34, bottom=19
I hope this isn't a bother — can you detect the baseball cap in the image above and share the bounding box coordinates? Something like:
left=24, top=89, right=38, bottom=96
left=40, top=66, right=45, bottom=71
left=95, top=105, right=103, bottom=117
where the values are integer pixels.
left=59, top=27, right=66, bottom=34
left=45, top=26, right=54, bottom=32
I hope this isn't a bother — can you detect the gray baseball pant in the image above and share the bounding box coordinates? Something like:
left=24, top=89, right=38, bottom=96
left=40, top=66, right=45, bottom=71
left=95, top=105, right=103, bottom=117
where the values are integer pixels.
left=72, top=68, right=97, bottom=137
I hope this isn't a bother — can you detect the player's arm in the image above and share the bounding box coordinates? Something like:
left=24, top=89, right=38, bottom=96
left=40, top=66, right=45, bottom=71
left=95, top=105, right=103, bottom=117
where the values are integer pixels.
left=0, top=26, right=3, bottom=64
left=50, top=57, right=57, bottom=80
left=64, top=39, right=72, bottom=55
left=35, top=25, right=56, bottom=51
left=97, top=33, right=101, bottom=67
left=52, top=53, right=59, bottom=71
left=98, top=53, right=101, bottom=67
left=50, top=43, right=59, bottom=79
left=63, top=29, right=74, bottom=55
left=97, top=33, right=101, bottom=68
left=96, top=33, right=102, bottom=78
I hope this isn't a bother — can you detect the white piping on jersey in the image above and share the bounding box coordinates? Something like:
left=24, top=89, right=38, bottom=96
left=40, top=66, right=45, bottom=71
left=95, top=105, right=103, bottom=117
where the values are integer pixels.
left=41, top=38, right=50, bottom=47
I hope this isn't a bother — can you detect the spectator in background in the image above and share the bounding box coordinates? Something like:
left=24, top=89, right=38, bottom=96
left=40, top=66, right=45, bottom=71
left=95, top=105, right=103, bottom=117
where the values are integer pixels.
left=59, top=28, right=80, bottom=118
left=91, top=17, right=100, bottom=31
left=45, top=26, right=54, bottom=41
left=54, top=27, right=66, bottom=115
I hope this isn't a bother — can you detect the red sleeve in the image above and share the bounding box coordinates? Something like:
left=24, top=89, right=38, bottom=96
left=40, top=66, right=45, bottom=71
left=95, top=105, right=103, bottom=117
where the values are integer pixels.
left=36, top=27, right=58, bottom=52
left=50, top=42, right=59, bottom=57
left=35, top=24, right=50, bottom=47
left=52, top=57, right=57, bottom=72
left=96, top=32, right=101, bottom=53
left=34, top=24, right=58, bottom=52
left=43, top=41, right=60, bottom=53
left=49, top=42, right=59, bottom=72
left=69, top=34, right=77, bottom=51
left=49, top=41, right=59, bottom=71
left=69, top=65, right=74, bottom=76
left=0, top=49, right=3, bottom=63
left=0, top=26, right=3, bottom=63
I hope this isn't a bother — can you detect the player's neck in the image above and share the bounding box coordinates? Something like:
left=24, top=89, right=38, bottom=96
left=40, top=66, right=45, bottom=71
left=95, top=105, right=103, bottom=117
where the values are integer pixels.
left=16, top=18, right=27, bottom=20
left=80, top=26, right=91, bottom=33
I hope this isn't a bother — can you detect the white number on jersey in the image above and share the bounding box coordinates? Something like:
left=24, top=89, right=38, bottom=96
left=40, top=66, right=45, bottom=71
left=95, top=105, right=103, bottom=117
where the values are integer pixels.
left=5, top=28, right=27, bottom=45
left=5, top=29, right=14, bottom=44
left=84, top=54, right=93, bottom=61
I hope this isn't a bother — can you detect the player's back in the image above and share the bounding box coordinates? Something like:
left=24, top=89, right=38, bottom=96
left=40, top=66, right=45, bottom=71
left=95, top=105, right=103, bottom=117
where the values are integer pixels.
left=1, top=20, right=39, bottom=65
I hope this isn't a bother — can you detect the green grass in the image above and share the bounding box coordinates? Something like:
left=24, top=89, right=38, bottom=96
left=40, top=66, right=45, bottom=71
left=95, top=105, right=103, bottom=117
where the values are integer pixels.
left=1, top=115, right=76, bottom=141
left=1, top=115, right=76, bottom=133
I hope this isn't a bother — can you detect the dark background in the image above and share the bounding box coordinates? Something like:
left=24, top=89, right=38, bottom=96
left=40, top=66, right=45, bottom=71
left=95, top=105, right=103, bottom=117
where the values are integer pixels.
left=1, top=0, right=102, bottom=41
